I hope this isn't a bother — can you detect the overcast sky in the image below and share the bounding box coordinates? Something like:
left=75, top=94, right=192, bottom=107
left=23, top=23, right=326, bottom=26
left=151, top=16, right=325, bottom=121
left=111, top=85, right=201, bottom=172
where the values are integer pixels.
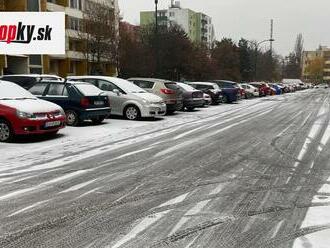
left=118, top=0, right=330, bottom=56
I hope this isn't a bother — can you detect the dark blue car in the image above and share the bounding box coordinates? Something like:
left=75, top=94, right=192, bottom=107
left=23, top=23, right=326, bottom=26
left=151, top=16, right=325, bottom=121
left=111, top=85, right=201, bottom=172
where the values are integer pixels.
left=29, top=81, right=111, bottom=126
left=269, top=83, right=282, bottom=95
left=210, top=80, right=239, bottom=103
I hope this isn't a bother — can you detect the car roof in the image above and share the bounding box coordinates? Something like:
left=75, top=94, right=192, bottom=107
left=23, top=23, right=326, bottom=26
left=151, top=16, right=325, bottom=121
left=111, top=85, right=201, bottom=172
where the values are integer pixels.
left=2, top=74, right=62, bottom=78
left=36, top=80, right=89, bottom=85
left=189, top=82, right=217, bottom=86
left=127, top=77, right=173, bottom=83
left=211, top=80, right=237, bottom=84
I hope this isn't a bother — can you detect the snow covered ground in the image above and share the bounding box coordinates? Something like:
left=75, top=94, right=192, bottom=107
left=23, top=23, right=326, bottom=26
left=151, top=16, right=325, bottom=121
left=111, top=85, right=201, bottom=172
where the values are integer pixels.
left=0, top=97, right=269, bottom=175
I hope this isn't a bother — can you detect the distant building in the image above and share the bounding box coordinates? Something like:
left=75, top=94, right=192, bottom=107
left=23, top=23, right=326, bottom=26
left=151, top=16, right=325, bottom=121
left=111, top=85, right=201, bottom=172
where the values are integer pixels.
left=0, top=0, right=119, bottom=77
left=120, top=21, right=140, bottom=41
left=140, top=1, right=215, bottom=48
left=302, top=46, right=330, bottom=82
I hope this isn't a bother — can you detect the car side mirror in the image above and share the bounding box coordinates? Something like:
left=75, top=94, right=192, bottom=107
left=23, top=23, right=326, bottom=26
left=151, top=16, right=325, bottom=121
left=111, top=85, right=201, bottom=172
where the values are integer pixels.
left=113, top=89, right=120, bottom=96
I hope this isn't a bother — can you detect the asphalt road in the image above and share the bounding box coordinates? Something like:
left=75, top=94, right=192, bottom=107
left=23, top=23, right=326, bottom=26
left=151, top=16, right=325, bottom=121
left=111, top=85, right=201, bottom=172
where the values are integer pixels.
left=0, top=89, right=330, bottom=248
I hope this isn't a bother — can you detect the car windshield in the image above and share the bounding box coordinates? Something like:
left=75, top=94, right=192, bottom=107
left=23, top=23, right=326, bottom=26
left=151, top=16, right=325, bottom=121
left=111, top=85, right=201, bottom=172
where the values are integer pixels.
left=112, top=78, right=147, bottom=93
left=0, top=81, right=37, bottom=100
left=177, top=83, right=195, bottom=91
left=75, top=83, right=104, bottom=96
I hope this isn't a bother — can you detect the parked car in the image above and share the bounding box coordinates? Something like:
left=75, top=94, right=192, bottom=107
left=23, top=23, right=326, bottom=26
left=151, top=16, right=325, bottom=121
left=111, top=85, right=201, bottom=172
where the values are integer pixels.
left=29, top=81, right=111, bottom=126
left=236, top=84, right=246, bottom=99
left=240, top=83, right=259, bottom=98
left=68, top=76, right=166, bottom=120
left=128, top=78, right=183, bottom=114
left=187, top=82, right=223, bottom=105
left=177, top=83, right=204, bottom=111
left=269, top=83, right=282, bottom=95
left=249, top=82, right=269, bottom=97
left=0, top=80, right=66, bottom=142
left=209, top=80, right=239, bottom=103
left=1, top=74, right=63, bottom=90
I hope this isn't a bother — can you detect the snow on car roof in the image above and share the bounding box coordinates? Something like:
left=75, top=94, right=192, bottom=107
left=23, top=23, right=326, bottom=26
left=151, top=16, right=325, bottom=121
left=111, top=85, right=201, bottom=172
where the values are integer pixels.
left=127, top=77, right=173, bottom=83
left=0, top=80, right=37, bottom=99
left=189, top=82, right=217, bottom=86
left=1, top=74, right=62, bottom=79
left=68, top=76, right=147, bottom=93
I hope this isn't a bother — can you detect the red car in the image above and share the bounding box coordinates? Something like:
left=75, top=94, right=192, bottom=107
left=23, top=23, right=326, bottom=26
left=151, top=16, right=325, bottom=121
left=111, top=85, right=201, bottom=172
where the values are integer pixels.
left=250, top=82, right=270, bottom=97
left=0, top=80, right=66, bottom=142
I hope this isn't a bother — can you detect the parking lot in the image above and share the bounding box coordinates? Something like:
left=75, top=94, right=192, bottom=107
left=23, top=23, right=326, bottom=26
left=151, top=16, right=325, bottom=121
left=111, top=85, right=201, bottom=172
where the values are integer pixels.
left=0, top=89, right=329, bottom=247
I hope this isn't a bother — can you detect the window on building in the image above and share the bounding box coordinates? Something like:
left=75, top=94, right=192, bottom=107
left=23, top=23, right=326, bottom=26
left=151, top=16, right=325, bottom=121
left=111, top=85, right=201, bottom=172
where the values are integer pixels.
left=68, top=17, right=82, bottom=31
left=27, top=0, right=40, bottom=11
left=29, top=55, right=42, bottom=66
left=70, top=0, right=82, bottom=10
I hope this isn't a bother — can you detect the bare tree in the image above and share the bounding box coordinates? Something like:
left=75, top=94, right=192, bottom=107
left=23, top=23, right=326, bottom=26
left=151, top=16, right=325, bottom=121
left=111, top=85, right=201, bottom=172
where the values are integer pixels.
left=79, top=0, right=118, bottom=75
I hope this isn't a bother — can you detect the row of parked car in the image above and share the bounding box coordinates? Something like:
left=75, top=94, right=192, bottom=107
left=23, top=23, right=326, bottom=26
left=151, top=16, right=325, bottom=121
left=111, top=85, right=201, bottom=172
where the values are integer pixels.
left=0, top=74, right=310, bottom=142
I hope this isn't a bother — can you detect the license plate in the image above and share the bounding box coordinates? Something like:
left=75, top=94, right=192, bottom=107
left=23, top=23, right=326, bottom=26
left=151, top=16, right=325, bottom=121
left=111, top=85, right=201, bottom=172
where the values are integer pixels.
left=94, top=101, right=104, bottom=105
left=45, top=121, right=61, bottom=127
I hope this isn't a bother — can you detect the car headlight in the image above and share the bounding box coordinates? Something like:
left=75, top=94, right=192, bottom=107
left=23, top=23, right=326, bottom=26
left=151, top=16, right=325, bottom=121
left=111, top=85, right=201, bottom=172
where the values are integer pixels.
left=16, top=110, right=36, bottom=119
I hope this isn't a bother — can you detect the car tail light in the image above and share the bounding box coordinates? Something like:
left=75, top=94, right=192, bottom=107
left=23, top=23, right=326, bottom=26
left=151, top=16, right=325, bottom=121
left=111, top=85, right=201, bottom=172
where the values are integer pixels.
left=80, top=97, right=90, bottom=107
left=160, top=88, right=175, bottom=94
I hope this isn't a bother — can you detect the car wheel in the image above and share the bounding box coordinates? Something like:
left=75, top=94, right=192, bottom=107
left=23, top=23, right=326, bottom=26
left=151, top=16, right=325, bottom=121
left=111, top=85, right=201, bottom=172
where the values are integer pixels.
left=222, top=95, right=228, bottom=103
left=125, top=106, right=140, bottom=120
left=65, top=110, right=79, bottom=126
left=187, top=107, right=195, bottom=111
left=0, top=119, right=13, bottom=142
left=91, top=116, right=106, bottom=125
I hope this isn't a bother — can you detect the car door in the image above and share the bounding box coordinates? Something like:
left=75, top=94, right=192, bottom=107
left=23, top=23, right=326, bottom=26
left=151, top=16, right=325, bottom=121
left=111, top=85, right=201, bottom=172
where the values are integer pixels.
left=97, top=79, right=125, bottom=116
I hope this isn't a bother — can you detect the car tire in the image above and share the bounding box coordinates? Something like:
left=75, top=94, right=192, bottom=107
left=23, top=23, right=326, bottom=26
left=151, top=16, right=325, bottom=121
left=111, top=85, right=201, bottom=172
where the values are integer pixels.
left=166, top=109, right=176, bottom=115
left=65, top=110, right=79, bottom=126
left=124, top=105, right=140, bottom=120
left=0, top=119, right=14, bottom=142
left=187, top=107, right=195, bottom=111
left=91, top=116, right=106, bottom=125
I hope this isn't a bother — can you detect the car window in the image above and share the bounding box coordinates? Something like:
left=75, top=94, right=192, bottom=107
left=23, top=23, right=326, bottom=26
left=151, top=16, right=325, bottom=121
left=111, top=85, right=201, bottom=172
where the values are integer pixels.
left=80, top=78, right=98, bottom=86
left=165, top=83, right=179, bottom=90
left=29, top=83, right=48, bottom=95
left=47, top=84, right=66, bottom=96
left=98, top=80, right=121, bottom=92
left=195, top=84, right=211, bottom=90
left=134, top=80, right=154, bottom=89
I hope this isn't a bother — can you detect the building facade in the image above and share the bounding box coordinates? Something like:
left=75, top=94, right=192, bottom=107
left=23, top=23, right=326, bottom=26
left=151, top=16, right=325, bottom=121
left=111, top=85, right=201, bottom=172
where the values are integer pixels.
left=140, top=1, right=215, bottom=48
left=302, top=46, right=330, bottom=82
left=0, top=0, right=119, bottom=77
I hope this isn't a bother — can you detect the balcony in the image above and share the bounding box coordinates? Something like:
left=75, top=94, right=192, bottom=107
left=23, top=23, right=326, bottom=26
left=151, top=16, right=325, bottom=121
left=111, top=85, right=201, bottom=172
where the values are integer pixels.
left=47, top=2, right=65, bottom=12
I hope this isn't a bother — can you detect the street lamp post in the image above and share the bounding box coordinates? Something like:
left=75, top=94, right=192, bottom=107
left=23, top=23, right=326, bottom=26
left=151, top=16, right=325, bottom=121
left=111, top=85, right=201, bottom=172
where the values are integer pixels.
left=254, top=39, right=275, bottom=81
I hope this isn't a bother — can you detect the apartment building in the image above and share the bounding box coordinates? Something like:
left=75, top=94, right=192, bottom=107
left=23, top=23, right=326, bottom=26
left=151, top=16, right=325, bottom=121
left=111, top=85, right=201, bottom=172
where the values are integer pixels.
left=0, top=0, right=119, bottom=77
left=140, top=1, right=215, bottom=48
left=302, top=46, right=330, bottom=82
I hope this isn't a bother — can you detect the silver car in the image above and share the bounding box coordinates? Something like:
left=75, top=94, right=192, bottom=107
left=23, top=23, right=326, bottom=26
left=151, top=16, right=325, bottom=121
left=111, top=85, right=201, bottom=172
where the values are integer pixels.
left=68, top=76, right=166, bottom=120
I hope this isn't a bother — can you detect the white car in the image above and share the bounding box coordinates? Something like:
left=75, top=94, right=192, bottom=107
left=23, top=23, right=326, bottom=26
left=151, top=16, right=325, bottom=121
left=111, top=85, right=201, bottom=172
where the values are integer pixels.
left=240, top=83, right=259, bottom=98
left=68, top=76, right=166, bottom=120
